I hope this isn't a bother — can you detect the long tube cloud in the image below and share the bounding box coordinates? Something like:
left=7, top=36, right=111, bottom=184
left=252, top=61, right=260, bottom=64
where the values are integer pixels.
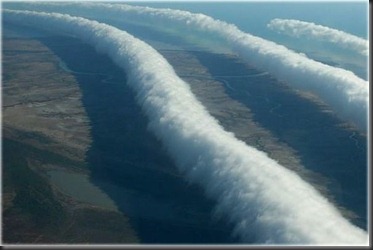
left=267, top=18, right=368, bottom=56
left=5, top=2, right=369, bottom=132
left=3, top=9, right=368, bottom=245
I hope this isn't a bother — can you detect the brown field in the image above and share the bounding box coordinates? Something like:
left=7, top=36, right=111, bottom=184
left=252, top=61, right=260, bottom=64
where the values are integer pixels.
left=2, top=36, right=138, bottom=244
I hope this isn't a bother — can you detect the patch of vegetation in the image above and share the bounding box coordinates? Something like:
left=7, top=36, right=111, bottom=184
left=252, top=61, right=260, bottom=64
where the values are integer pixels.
left=60, top=207, right=139, bottom=243
left=2, top=138, right=67, bottom=243
left=2, top=137, right=140, bottom=244
left=5, top=129, right=87, bottom=170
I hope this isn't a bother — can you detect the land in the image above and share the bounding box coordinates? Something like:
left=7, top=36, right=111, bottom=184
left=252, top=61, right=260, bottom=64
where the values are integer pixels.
left=160, top=49, right=327, bottom=186
left=1, top=27, right=235, bottom=244
left=2, top=33, right=138, bottom=243
left=2, top=21, right=366, bottom=244
left=158, top=48, right=366, bottom=227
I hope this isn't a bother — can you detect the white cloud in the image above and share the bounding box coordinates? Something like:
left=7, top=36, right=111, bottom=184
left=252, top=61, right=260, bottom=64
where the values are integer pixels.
left=3, top=9, right=368, bottom=245
left=5, top=2, right=368, bottom=132
left=267, top=18, right=368, bottom=56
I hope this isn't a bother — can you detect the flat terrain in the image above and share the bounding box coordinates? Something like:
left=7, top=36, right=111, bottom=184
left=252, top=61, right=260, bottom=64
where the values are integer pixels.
left=159, top=49, right=367, bottom=228
left=2, top=25, right=236, bottom=244
left=2, top=20, right=367, bottom=244
left=2, top=30, right=138, bottom=243
left=3, top=38, right=90, bottom=164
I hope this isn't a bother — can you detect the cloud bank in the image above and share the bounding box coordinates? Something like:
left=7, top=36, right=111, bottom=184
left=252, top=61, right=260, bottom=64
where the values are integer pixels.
left=267, top=18, right=368, bottom=56
left=4, top=9, right=368, bottom=245
left=5, top=2, right=368, bottom=132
